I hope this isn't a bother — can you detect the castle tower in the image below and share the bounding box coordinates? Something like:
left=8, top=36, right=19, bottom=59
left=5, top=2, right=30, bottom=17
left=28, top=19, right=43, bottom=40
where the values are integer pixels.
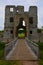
left=4, top=5, right=38, bottom=43
left=29, top=6, right=38, bottom=41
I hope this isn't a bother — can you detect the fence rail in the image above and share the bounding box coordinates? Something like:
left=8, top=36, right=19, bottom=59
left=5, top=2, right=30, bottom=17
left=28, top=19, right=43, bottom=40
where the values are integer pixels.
left=25, top=38, right=39, bottom=58
left=5, top=38, right=18, bottom=57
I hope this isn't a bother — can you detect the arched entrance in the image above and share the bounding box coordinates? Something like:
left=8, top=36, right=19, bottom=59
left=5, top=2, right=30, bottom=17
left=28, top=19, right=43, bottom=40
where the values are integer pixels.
left=16, top=18, right=26, bottom=38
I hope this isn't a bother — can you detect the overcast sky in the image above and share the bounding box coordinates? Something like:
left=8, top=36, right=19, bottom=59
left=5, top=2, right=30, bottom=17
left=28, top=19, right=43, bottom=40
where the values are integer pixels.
left=0, top=0, right=43, bottom=30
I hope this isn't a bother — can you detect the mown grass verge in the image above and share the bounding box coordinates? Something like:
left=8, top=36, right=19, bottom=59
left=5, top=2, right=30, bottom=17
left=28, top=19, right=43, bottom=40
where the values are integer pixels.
left=0, top=60, right=22, bottom=65
left=0, top=41, right=5, bottom=59
left=37, top=42, right=43, bottom=65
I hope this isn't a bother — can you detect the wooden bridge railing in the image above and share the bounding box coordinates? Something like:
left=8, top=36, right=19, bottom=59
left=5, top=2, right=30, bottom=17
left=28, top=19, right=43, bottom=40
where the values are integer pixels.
left=5, top=38, right=18, bottom=58
left=25, top=38, right=39, bottom=58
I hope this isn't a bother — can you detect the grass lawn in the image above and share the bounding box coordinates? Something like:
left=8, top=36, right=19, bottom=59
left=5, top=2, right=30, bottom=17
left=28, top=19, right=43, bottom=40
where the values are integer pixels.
left=0, top=41, right=5, bottom=59
left=0, top=60, right=23, bottom=65
left=37, top=42, right=43, bottom=65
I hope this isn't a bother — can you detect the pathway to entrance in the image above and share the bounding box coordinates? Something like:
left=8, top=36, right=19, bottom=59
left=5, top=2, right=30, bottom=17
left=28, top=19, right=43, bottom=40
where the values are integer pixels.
left=6, top=39, right=38, bottom=60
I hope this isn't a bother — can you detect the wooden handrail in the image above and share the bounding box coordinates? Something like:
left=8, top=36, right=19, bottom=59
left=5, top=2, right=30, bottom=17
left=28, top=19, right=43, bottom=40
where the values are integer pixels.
left=25, top=37, right=39, bottom=58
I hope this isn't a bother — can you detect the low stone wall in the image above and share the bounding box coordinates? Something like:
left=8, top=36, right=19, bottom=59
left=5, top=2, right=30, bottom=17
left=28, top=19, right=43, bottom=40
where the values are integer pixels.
left=38, top=33, right=43, bottom=42
left=0, top=33, right=43, bottom=43
left=26, top=38, right=39, bottom=57
left=29, top=33, right=43, bottom=43
left=5, top=38, right=18, bottom=59
left=0, top=31, right=4, bottom=42
left=0, top=35, right=3, bottom=42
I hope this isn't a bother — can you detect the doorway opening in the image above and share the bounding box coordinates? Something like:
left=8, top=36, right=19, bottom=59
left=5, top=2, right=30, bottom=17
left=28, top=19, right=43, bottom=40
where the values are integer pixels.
left=16, top=18, right=26, bottom=38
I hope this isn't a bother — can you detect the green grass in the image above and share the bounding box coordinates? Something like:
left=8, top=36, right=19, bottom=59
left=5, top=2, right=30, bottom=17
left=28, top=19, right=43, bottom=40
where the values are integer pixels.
left=40, top=50, right=43, bottom=60
left=37, top=42, right=43, bottom=65
left=0, top=60, right=22, bottom=65
left=0, top=60, right=12, bottom=65
left=37, top=42, right=43, bottom=50
left=0, top=41, right=5, bottom=59
left=0, top=49, right=4, bottom=59
left=39, top=60, right=43, bottom=65
left=37, top=42, right=43, bottom=60
left=0, top=42, right=5, bottom=50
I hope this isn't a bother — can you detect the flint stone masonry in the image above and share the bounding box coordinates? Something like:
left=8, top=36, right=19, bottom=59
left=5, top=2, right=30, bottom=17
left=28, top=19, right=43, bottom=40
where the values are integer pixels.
left=4, top=5, right=38, bottom=43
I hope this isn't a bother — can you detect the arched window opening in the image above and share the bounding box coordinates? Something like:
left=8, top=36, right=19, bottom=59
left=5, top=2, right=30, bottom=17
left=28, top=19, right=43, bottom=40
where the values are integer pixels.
left=23, top=20, right=26, bottom=26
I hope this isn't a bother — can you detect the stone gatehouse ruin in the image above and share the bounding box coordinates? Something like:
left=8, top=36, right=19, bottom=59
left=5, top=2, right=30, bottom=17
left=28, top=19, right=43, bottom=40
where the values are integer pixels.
left=4, top=5, right=38, bottom=43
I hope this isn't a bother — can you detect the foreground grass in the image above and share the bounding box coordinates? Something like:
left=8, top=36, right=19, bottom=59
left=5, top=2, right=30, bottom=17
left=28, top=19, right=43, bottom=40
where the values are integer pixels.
left=37, top=42, right=43, bottom=65
left=0, top=41, right=5, bottom=59
left=0, top=60, right=22, bottom=65
left=37, top=42, right=43, bottom=60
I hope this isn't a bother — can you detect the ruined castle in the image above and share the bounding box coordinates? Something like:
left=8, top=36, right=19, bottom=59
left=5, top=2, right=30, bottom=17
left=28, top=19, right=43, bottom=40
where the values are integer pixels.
left=4, top=5, right=38, bottom=42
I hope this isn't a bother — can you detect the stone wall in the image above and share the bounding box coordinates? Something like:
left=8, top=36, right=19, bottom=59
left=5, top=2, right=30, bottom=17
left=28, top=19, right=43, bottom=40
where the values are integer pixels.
left=0, top=31, right=43, bottom=43
left=29, top=6, right=38, bottom=42
left=38, top=33, right=43, bottom=42
left=29, top=33, right=43, bottom=42
left=0, top=31, right=3, bottom=42
left=4, top=5, right=39, bottom=43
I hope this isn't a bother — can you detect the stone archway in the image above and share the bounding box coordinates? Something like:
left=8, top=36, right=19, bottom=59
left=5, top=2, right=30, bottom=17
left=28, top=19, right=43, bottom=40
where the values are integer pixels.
left=16, top=18, right=26, bottom=38
left=14, top=15, right=29, bottom=39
